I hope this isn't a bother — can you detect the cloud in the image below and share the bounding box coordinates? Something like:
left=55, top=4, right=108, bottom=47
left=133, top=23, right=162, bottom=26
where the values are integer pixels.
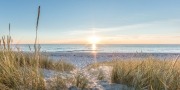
left=99, top=34, right=180, bottom=44
left=13, top=19, right=180, bottom=44
left=94, top=19, right=180, bottom=33
left=63, top=19, right=180, bottom=36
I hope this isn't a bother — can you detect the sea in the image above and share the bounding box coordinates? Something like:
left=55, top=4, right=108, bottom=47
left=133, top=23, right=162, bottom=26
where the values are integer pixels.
left=11, top=44, right=180, bottom=53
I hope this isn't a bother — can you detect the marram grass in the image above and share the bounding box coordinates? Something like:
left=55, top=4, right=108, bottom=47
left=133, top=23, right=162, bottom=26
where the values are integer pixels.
left=0, top=6, right=76, bottom=90
left=111, top=57, right=180, bottom=90
left=0, top=36, right=75, bottom=90
left=0, top=38, right=45, bottom=90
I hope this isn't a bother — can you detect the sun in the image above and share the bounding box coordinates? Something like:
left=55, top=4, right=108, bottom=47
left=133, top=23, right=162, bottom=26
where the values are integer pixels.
left=88, top=36, right=101, bottom=44
left=88, top=35, right=101, bottom=51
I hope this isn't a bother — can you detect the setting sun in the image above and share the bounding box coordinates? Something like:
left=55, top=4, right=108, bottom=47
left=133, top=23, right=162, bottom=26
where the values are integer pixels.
left=88, top=36, right=101, bottom=51
left=88, top=36, right=101, bottom=44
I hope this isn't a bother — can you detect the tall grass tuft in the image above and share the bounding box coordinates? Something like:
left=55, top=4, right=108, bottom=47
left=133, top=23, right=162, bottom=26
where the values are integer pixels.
left=34, top=6, right=40, bottom=54
left=34, top=6, right=41, bottom=72
left=0, top=36, right=46, bottom=90
left=0, top=6, right=75, bottom=89
left=0, top=37, right=75, bottom=89
left=111, top=57, right=180, bottom=90
left=9, top=23, right=10, bottom=36
left=73, top=72, right=89, bottom=89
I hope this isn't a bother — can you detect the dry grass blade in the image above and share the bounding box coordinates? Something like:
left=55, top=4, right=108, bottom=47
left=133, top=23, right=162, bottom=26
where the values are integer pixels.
left=34, top=6, right=40, bottom=57
left=0, top=39, right=1, bottom=47
left=36, top=6, right=40, bottom=32
left=9, top=23, right=10, bottom=36
left=2, top=36, right=6, bottom=50
left=172, top=55, right=179, bottom=68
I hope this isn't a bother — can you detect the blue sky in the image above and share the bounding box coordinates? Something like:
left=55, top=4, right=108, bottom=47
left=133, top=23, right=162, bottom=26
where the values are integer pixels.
left=0, top=0, right=180, bottom=44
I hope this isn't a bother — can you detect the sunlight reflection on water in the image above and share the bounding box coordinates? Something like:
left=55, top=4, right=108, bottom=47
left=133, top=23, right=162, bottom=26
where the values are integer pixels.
left=92, top=44, right=96, bottom=51
left=91, top=44, right=97, bottom=63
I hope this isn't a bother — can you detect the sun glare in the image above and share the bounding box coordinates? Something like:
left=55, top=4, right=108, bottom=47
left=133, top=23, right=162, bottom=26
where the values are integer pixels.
left=88, top=36, right=101, bottom=52
left=92, top=44, right=96, bottom=51
left=88, top=36, right=101, bottom=44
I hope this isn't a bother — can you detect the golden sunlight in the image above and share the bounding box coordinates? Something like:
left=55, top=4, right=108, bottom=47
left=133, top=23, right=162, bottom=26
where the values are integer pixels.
left=92, top=44, right=96, bottom=50
left=88, top=36, right=101, bottom=44
left=88, top=36, right=101, bottom=52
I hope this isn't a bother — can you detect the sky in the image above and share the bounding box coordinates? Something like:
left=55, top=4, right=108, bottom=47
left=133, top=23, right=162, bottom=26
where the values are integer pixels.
left=0, top=0, right=180, bottom=44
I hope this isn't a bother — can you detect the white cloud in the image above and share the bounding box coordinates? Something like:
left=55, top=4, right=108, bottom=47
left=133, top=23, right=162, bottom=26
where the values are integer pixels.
left=63, top=19, right=180, bottom=36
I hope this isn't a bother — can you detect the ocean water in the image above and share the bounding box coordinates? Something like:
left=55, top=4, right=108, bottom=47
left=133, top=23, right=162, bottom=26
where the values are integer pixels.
left=11, top=44, right=180, bottom=53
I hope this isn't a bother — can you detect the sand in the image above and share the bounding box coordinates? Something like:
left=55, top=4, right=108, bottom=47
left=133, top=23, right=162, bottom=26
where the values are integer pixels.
left=42, top=52, right=179, bottom=90
left=45, top=52, right=180, bottom=68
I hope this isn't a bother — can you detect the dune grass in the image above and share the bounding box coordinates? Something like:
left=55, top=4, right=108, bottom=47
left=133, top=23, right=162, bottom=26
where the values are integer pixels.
left=0, top=36, right=75, bottom=90
left=0, top=37, right=45, bottom=89
left=86, top=56, right=180, bottom=90
left=13, top=52, right=75, bottom=72
left=110, top=57, right=180, bottom=90
left=0, top=5, right=76, bottom=90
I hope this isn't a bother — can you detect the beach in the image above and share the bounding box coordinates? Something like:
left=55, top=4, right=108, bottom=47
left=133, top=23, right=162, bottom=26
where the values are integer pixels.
left=40, top=52, right=180, bottom=89
left=47, top=52, right=180, bottom=68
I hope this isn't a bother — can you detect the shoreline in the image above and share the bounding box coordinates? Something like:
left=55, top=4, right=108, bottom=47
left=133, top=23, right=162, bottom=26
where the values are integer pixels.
left=43, top=52, right=180, bottom=68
